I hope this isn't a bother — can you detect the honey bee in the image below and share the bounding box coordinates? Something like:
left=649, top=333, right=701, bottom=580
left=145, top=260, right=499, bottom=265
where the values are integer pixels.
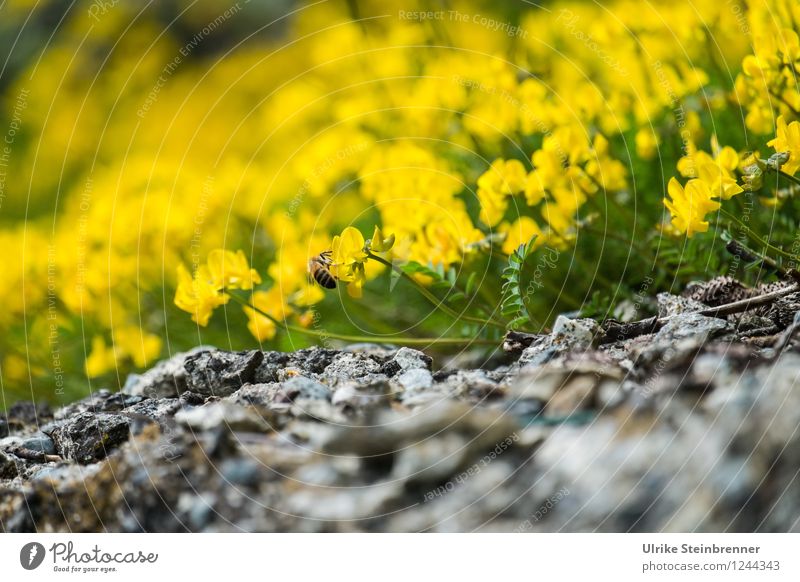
left=308, top=250, right=337, bottom=289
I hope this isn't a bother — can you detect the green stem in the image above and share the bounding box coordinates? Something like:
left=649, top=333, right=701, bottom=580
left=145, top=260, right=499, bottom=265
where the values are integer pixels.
left=366, top=253, right=507, bottom=330
left=228, top=293, right=497, bottom=347
left=719, top=208, right=798, bottom=261
left=777, top=168, right=800, bottom=188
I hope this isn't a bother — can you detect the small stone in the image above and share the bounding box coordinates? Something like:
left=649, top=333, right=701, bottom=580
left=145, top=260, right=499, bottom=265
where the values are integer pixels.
left=183, top=349, right=264, bottom=397
left=0, top=418, right=8, bottom=438
left=518, top=317, right=599, bottom=367
left=655, top=312, right=730, bottom=342
left=6, top=401, right=52, bottom=428
left=175, top=401, right=273, bottom=433
left=123, top=347, right=212, bottom=398
left=220, top=459, right=262, bottom=487
left=396, top=368, right=434, bottom=393
left=227, top=383, right=281, bottom=407
left=123, top=398, right=181, bottom=424
left=552, top=316, right=599, bottom=345
left=331, top=381, right=392, bottom=413
left=444, top=370, right=504, bottom=401
left=179, top=391, right=206, bottom=406
left=0, top=450, right=18, bottom=479
left=546, top=375, right=596, bottom=416
left=322, top=352, right=383, bottom=382
left=45, top=412, right=130, bottom=464
left=382, top=347, right=432, bottom=376
left=275, top=376, right=331, bottom=403
left=657, top=292, right=707, bottom=317
left=19, top=432, right=56, bottom=455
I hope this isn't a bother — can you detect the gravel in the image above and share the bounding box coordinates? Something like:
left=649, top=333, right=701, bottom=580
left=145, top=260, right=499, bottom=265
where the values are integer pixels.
left=3, top=291, right=800, bottom=532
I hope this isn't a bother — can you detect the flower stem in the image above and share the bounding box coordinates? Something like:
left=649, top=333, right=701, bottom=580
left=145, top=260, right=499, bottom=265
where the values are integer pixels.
left=228, top=293, right=497, bottom=347
left=719, top=208, right=798, bottom=261
left=366, top=253, right=507, bottom=330
left=759, top=158, right=800, bottom=188
left=777, top=169, right=800, bottom=188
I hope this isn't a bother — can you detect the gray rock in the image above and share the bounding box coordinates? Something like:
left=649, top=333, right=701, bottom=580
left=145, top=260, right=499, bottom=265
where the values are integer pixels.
left=0, top=450, right=18, bottom=479
left=123, top=398, right=181, bottom=424
left=123, top=347, right=212, bottom=398
left=657, top=292, right=707, bottom=317
left=443, top=369, right=504, bottom=401
left=254, top=348, right=339, bottom=383
left=183, top=349, right=264, bottom=396
left=276, top=376, right=331, bottom=402
left=55, top=389, right=146, bottom=420
left=331, top=381, right=391, bottom=413
left=518, top=316, right=599, bottom=367
left=5, top=401, right=52, bottom=428
left=175, top=401, right=273, bottom=433
left=656, top=312, right=731, bottom=342
left=381, top=347, right=432, bottom=376
left=19, top=432, right=56, bottom=455
left=396, top=368, right=434, bottom=393
left=44, top=412, right=130, bottom=464
left=7, top=305, right=800, bottom=533
left=322, top=352, right=386, bottom=384
left=219, top=458, right=262, bottom=487
left=226, top=383, right=281, bottom=407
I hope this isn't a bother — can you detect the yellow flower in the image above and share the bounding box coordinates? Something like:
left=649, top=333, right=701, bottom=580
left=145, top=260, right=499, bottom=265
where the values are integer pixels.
left=291, top=283, right=325, bottom=307
left=696, top=162, right=743, bottom=200
left=635, top=129, right=659, bottom=160
left=174, top=263, right=230, bottom=326
left=113, top=326, right=162, bottom=368
left=478, top=159, right=527, bottom=195
left=245, top=288, right=292, bottom=341
left=478, top=187, right=509, bottom=227
left=85, top=336, right=118, bottom=378
left=476, top=159, right=528, bottom=226
left=330, top=226, right=368, bottom=298
left=499, top=217, right=544, bottom=255
left=368, top=225, right=395, bottom=252
left=207, top=249, right=261, bottom=290
left=767, top=116, right=800, bottom=175
left=678, top=137, right=739, bottom=180
left=663, top=178, right=720, bottom=237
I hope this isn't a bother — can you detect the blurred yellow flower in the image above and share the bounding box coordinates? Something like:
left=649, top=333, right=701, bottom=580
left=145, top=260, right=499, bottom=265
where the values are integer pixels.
left=85, top=336, right=117, bottom=378
left=245, top=288, right=292, bottom=341
left=174, top=263, right=230, bottom=327
left=207, top=249, right=262, bottom=290
left=500, top=217, right=544, bottom=255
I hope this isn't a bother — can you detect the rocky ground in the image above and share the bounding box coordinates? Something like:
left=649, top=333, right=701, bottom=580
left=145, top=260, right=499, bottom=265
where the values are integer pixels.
left=3, top=278, right=800, bottom=532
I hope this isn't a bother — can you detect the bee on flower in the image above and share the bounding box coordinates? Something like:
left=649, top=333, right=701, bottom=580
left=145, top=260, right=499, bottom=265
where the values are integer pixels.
left=310, top=226, right=395, bottom=298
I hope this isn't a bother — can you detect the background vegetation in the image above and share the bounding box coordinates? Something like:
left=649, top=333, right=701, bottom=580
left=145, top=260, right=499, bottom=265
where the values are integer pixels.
left=0, top=0, right=796, bottom=407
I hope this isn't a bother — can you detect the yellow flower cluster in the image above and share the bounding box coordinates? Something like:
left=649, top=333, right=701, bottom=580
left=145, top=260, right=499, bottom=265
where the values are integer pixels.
left=478, top=130, right=627, bottom=249
left=664, top=137, right=746, bottom=236
left=174, top=250, right=261, bottom=327
left=663, top=0, right=800, bottom=237
left=735, top=1, right=800, bottom=133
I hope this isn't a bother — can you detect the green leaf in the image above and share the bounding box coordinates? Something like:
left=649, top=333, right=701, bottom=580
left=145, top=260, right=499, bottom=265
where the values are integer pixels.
left=500, top=234, right=538, bottom=332
left=465, top=272, right=478, bottom=297
left=447, top=292, right=466, bottom=304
